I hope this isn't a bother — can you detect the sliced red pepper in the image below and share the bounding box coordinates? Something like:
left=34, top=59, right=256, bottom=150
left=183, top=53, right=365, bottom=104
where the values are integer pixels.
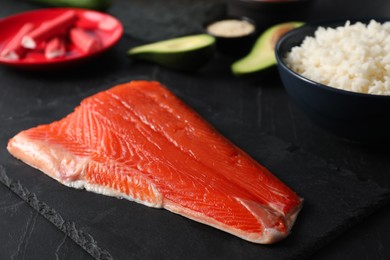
left=0, top=23, right=35, bottom=60
left=22, top=10, right=77, bottom=49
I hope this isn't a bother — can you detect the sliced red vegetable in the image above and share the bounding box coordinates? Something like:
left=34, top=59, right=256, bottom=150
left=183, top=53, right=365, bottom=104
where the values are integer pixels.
left=22, top=10, right=77, bottom=49
left=70, top=27, right=102, bottom=53
left=45, top=37, right=67, bottom=59
left=75, top=16, right=117, bottom=31
left=75, top=11, right=103, bottom=29
left=0, top=23, right=35, bottom=60
left=75, top=19, right=99, bottom=30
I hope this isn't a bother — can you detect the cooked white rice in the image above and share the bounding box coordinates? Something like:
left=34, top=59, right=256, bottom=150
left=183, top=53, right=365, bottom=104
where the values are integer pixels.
left=285, top=20, right=390, bottom=95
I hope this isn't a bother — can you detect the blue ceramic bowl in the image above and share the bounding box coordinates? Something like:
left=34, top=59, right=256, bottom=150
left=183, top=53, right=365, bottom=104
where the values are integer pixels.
left=275, top=19, right=390, bottom=144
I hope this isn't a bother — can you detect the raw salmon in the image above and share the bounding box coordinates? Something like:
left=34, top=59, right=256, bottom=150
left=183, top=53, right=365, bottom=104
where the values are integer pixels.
left=7, top=81, right=302, bottom=244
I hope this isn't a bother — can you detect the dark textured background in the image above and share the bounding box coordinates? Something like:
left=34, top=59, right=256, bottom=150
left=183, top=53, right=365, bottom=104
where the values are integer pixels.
left=1, top=0, right=390, bottom=259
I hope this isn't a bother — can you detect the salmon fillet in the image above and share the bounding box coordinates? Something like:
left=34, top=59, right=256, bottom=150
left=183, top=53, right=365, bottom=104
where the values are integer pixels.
left=7, top=80, right=302, bottom=244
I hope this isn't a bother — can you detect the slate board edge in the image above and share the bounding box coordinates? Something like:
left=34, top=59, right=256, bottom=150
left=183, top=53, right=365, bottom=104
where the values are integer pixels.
left=288, top=144, right=390, bottom=259
left=0, top=165, right=112, bottom=260
left=291, top=191, right=390, bottom=260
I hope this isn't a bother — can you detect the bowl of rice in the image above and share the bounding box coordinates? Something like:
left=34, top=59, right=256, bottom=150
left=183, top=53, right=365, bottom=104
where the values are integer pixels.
left=275, top=19, right=390, bottom=144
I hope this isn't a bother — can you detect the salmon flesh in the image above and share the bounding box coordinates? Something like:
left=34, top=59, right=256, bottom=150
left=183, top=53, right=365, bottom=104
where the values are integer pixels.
left=7, top=81, right=302, bottom=244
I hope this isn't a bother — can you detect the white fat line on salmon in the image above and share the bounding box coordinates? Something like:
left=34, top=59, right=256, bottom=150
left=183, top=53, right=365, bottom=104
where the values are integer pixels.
left=163, top=198, right=280, bottom=244
left=63, top=180, right=163, bottom=208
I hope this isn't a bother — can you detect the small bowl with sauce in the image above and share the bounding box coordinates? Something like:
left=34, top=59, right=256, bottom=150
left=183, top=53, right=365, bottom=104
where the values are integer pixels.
left=204, top=16, right=256, bottom=57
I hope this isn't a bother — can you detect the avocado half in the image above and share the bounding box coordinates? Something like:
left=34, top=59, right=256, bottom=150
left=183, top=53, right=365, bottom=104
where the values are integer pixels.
left=231, top=22, right=304, bottom=76
left=127, top=34, right=216, bottom=71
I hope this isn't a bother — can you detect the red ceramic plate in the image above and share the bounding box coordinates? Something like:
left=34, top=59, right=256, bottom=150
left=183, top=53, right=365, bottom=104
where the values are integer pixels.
left=0, top=8, right=123, bottom=70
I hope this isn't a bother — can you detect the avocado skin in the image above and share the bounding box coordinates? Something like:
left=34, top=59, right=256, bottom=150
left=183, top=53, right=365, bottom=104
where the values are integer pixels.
left=128, top=41, right=216, bottom=72
left=231, top=22, right=303, bottom=76
left=30, top=0, right=112, bottom=10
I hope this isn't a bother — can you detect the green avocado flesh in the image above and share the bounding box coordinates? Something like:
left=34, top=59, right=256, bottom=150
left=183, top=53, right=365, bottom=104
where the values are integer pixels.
left=127, top=34, right=216, bottom=71
left=231, top=22, right=304, bottom=76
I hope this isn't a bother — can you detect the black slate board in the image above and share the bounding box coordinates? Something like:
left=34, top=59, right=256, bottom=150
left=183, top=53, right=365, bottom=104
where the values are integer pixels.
left=0, top=180, right=94, bottom=260
left=1, top=71, right=389, bottom=259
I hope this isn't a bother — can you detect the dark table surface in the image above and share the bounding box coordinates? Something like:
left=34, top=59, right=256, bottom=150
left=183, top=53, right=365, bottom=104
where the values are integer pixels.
left=1, top=0, right=390, bottom=259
